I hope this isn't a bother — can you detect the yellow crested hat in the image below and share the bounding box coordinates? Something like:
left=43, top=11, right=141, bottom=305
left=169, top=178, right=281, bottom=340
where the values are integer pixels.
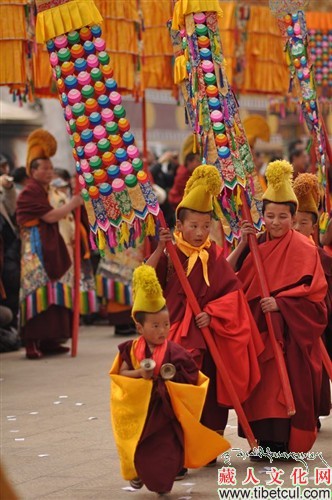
left=26, top=129, right=57, bottom=175
left=243, top=115, right=270, bottom=148
left=176, top=165, right=223, bottom=219
left=293, top=173, right=320, bottom=216
left=131, top=265, right=166, bottom=319
left=263, top=160, right=298, bottom=206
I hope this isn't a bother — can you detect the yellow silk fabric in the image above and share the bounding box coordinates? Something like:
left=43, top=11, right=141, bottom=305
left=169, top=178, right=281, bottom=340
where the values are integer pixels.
left=165, top=373, right=230, bottom=468
left=36, top=0, right=103, bottom=43
left=173, top=231, right=211, bottom=286
left=110, top=353, right=152, bottom=480
left=110, top=351, right=230, bottom=479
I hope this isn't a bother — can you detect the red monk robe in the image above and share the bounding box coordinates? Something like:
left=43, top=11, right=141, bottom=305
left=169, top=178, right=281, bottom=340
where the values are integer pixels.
left=317, top=247, right=332, bottom=418
left=237, top=230, right=327, bottom=452
left=16, top=178, right=72, bottom=344
left=156, top=241, right=264, bottom=431
left=117, top=340, right=196, bottom=493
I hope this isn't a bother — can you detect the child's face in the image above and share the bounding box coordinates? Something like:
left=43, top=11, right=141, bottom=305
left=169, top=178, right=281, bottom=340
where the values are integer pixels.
left=136, top=309, right=170, bottom=347
left=263, top=203, right=295, bottom=239
left=294, top=211, right=316, bottom=238
left=177, top=211, right=212, bottom=247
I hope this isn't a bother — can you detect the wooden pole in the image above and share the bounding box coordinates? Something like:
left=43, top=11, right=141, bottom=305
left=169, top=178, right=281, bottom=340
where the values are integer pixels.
left=71, top=180, right=81, bottom=357
left=240, top=191, right=296, bottom=416
left=157, top=211, right=258, bottom=449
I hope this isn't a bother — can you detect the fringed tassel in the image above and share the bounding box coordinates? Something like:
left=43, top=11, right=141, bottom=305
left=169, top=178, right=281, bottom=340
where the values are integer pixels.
left=119, top=222, right=130, bottom=246
left=219, top=67, right=224, bottom=88
left=234, top=121, right=241, bottom=137
left=145, top=214, right=156, bottom=237
left=89, top=231, right=97, bottom=251
left=222, top=191, right=231, bottom=211
left=236, top=185, right=242, bottom=207
left=107, top=226, right=117, bottom=248
left=129, top=225, right=135, bottom=247
left=96, top=228, right=106, bottom=257
left=230, top=131, right=236, bottom=151
left=223, top=97, right=230, bottom=121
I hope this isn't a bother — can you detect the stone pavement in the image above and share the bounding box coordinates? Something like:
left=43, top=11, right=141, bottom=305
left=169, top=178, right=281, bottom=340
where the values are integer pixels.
left=1, top=325, right=331, bottom=500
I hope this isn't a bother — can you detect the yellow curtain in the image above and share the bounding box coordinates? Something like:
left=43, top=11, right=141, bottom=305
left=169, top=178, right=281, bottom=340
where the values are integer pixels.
left=1, top=1, right=331, bottom=96
left=242, top=5, right=289, bottom=95
left=140, top=0, right=174, bottom=91
left=0, top=1, right=28, bottom=87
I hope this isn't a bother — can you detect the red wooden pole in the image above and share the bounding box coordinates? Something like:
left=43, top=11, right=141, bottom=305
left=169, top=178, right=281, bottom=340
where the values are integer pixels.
left=157, top=211, right=258, bottom=449
left=240, top=190, right=296, bottom=416
left=71, top=180, right=81, bottom=357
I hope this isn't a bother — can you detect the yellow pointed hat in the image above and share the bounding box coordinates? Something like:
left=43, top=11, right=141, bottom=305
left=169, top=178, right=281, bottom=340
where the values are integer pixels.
left=243, top=115, right=271, bottom=148
left=131, top=265, right=166, bottom=318
left=293, top=173, right=320, bottom=216
left=263, top=160, right=298, bottom=206
left=26, top=129, right=57, bottom=175
left=176, top=165, right=223, bottom=219
left=181, top=134, right=195, bottom=164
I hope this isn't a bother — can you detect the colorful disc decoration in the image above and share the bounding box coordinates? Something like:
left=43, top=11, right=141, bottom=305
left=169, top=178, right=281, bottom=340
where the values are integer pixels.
left=276, top=10, right=329, bottom=221
left=47, top=26, right=159, bottom=253
left=171, top=2, right=263, bottom=243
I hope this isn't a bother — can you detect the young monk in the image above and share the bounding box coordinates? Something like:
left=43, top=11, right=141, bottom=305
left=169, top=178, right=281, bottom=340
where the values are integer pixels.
left=110, top=264, right=229, bottom=495
left=147, top=165, right=263, bottom=447
left=228, top=160, right=328, bottom=454
left=293, top=173, right=331, bottom=422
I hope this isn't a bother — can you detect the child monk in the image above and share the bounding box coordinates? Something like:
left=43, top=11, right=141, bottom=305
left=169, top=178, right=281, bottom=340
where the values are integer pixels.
left=293, top=173, right=331, bottom=423
left=110, top=264, right=229, bottom=495
left=228, top=160, right=328, bottom=454
left=147, top=165, right=263, bottom=446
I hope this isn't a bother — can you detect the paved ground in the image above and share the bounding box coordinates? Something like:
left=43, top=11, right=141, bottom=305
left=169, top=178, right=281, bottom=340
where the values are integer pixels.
left=1, top=325, right=331, bottom=499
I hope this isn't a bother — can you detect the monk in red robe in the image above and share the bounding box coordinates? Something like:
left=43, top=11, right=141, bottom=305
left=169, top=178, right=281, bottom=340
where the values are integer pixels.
left=16, top=129, right=82, bottom=359
left=110, top=265, right=229, bottom=494
left=293, top=173, right=331, bottom=422
left=147, top=166, right=263, bottom=440
left=228, top=161, right=328, bottom=454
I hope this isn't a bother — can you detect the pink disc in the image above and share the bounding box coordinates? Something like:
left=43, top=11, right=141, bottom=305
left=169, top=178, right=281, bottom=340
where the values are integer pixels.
left=120, top=161, right=133, bottom=176
left=68, top=89, right=81, bottom=105
left=109, top=91, right=122, bottom=106
left=210, top=110, right=223, bottom=122
left=201, top=60, right=214, bottom=73
left=54, top=35, right=68, bottom=49
left=193, top=12, right=206, bottom=24
left=93, top=125, right=107, bottom=141
left=127, top=145, right=139, bottom=159
left=293, top=23, right=301, bottom=36
left=303, top=68, right=310, bottom=79
left=80, top=159, right=91, bottom=173
left=77, top=71, right=91, bottom=86
left=87, top=54, right=99, bottom=68
left=50, top=52, right=58, bottom=67
left=101, top=108, right=114, bottom=122
left=94, top=37, right=106, bottom=52
left=84, top=142, right=98, bottom=157
left=78, top=175, right=86, bottom=188
left=112, top=178, right=125, bottom=192
left=65, top=106, right=73, bottom=120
